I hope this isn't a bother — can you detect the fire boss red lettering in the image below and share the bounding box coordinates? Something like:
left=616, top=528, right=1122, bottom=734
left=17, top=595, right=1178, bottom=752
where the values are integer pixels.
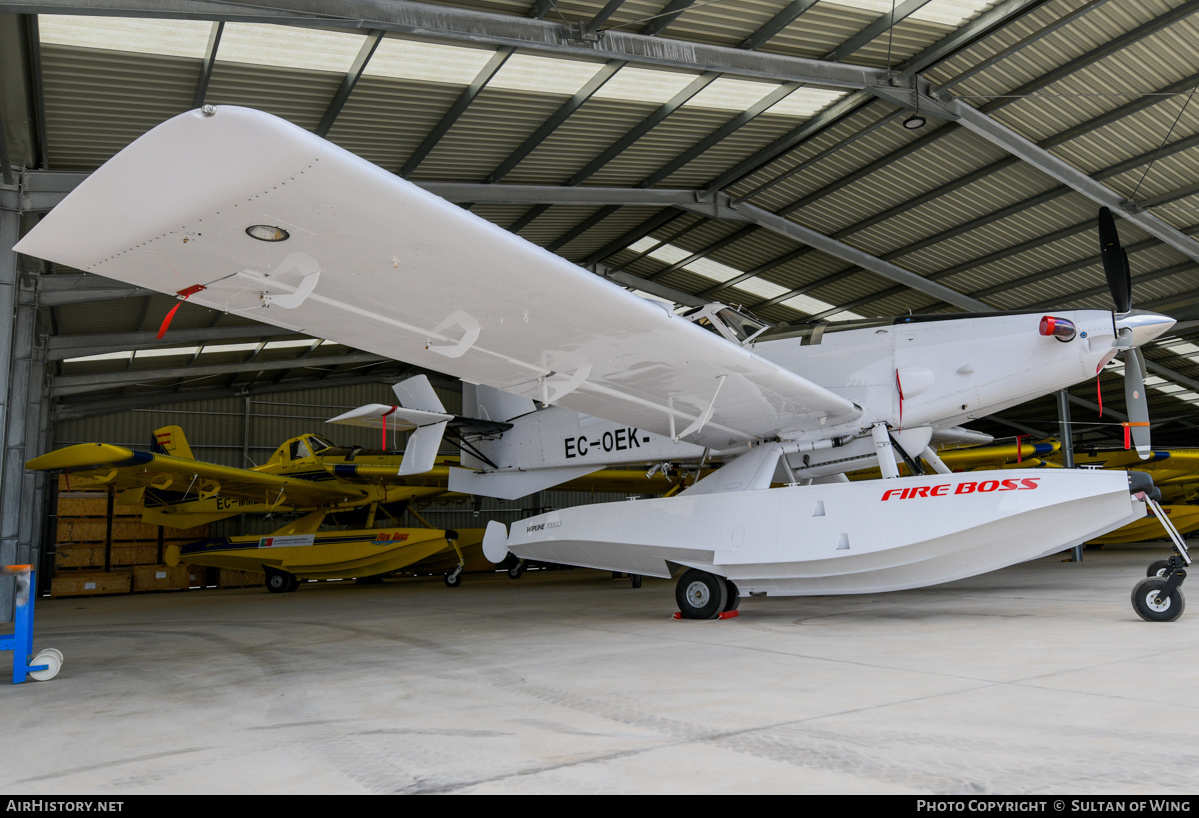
left=884, top=478, right=1040, bottom=500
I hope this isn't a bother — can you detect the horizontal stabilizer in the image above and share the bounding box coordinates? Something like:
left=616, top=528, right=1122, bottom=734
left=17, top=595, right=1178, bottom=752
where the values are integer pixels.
left=448, top=465, right=603, bottom=501
left=326, top=403, right=454, bottom=431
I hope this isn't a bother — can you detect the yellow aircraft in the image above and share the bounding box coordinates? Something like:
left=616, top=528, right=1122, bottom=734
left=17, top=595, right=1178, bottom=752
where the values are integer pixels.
left=30, top=426, right=452, bottom=529
left=844, top=439, right=1062, bottom=480
left=29, top=425, right=692, bottom=591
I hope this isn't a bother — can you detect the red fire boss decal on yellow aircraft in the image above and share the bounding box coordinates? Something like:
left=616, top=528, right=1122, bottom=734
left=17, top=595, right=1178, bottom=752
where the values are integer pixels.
left=882, top=478, right=1040, bottom=501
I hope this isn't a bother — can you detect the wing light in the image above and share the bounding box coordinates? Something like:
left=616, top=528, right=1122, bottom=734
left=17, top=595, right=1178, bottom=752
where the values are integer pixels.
left=246, top=225, right=290, bottom=242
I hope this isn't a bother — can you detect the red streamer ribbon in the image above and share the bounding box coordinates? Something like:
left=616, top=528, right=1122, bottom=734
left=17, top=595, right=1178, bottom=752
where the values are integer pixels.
left=156, top=284, right=207, bottom=339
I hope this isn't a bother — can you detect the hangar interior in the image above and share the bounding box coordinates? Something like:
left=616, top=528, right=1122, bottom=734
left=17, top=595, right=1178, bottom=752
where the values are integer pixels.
left=3, top=0, right=1199, bottom=618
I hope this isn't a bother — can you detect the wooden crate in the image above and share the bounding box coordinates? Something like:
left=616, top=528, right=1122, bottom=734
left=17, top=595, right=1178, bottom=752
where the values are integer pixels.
left=218, top=568, right=264, bottom=589
left=51, top=571, right=132, bottom=597
left=132, top=564, right=193, bottom=593
left=112, top=541, right=160, bottom=566
left=56, top=519, right=108, bottom=543
left=55, top=543, right=104, bottom=569
left=57, top=493, right=109, bottom=517
left=112, top=519, right=160, bottom=542
left=183, top=565, right=212, bottom=588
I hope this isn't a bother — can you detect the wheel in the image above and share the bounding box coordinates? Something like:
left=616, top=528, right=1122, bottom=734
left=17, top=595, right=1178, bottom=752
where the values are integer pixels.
left=507, top=562, right=525, bottom=580
left=1147, top=559, right=1172, bottom=578
left=675, top=569, right=728, bottom=620
left=444, top=569, right=463, bottom=588
left=631, top=574, right=642, bottom=589
left=1131, top=577, right=1186, bottom=622
left=722, top=579, right=740, bottom=613
left=29, top=649, right=62, bottom=681
left=265, top=568, right=299, bottom=594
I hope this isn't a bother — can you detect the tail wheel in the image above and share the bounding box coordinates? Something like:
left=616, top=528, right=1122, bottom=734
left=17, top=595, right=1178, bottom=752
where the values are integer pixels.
left=675, top=569, right=728, bottom=620
left=1131, top=577, right=1186, bottom=622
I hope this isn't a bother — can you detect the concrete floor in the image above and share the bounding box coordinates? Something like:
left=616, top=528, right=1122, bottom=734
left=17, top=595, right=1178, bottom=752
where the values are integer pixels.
left=4, top=543, right=1198, bottom=795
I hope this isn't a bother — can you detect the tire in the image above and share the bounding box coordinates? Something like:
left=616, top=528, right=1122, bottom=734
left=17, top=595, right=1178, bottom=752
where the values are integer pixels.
left=675, top=569, right=728, bottom=620
left=508, top=563, right=524, bottom=580
left=1147, top=559, right=1172, bottom=578
left=444, top=570, right=462, bottom=588
left=265, top=568, right=299, bottom=594
left=723, top=579, right=740, bottom=613
left=1131, top=577, right=1186, bottom=622
left=631, top=574, right=642, bottom=589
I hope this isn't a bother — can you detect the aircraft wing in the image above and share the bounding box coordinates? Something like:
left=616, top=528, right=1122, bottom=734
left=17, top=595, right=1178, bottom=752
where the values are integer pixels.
left=937, top=440, right=1061, bottom=470
left=27, top=444, right=371, bottom=507
left=15, top=107, right=861, bottom=451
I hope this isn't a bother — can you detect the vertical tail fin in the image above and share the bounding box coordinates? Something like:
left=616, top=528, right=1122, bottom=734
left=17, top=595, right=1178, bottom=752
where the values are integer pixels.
left=152, top=426, right=194, bottom=460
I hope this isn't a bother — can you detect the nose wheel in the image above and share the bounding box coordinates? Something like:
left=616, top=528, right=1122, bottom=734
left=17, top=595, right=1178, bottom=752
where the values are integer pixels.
left=1132, top=576, right=1186, bottom=622
left=1133, top=495, right=1191, bottom=621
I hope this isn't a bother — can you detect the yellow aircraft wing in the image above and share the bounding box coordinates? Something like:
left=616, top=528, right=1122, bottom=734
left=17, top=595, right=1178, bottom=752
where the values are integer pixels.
left=937, top=440, right=1061, bottom=471
left=27, top=443, right=371, bottom=508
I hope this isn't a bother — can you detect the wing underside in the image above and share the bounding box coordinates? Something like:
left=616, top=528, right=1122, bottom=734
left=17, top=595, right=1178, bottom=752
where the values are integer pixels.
left=16, top=107, right=861, bottom=450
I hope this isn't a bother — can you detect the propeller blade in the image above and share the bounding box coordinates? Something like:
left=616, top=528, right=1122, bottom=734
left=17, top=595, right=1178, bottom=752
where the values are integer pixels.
left=1123, top=347, right=1151, bottom=458
left=1098, top=207, right=1132, bottom=313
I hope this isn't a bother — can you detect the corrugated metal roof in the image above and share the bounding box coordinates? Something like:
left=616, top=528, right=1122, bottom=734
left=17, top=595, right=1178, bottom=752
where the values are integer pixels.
left=11, top=0, right=1199, bottom=445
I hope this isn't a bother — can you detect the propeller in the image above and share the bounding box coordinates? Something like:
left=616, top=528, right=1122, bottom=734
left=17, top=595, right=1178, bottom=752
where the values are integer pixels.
left=1097, top=207, right=1170, bottom=459
left=1098, top=207, right=1132, bottom=314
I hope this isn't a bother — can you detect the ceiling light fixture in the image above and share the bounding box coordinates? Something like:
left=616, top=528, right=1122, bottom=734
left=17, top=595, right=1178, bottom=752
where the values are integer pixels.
left=903, top=114, right=926, bottom=129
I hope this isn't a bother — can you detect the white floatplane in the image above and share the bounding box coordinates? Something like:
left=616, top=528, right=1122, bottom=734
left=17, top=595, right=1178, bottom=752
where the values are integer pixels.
left=14, top=106, right=1184, bottom=620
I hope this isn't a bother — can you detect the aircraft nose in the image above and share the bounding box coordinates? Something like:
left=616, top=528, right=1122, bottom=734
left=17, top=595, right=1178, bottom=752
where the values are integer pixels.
left=1116, top=312, right=1176, bottom=348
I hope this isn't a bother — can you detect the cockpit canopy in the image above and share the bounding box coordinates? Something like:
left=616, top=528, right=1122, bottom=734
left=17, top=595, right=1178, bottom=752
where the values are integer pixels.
left=269, top=434, right=337, bottom=465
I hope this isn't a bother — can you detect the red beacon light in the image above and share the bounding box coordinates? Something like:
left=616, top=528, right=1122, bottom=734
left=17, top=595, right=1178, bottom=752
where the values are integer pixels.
left=1039, top=316, right=1077, bottom=342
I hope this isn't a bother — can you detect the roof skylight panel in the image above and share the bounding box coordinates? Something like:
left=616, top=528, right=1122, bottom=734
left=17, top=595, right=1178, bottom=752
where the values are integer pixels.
left=682, top=78, right=778, bottom=112
left=217, top=24, right=365, bottom=73
left=63, top=350, right=134, bottom=363
left=629, top=240, right=864, bottom=320
left=490, top=54, right=607, bottom=96
left=766, top=88, right=849, bottom=119
left=1162, top=340, right=1199, bottom=356
left=136, top=346, right=201, bottom=358
left=38, top=15, right=211, bottom=59
left=818, top=0, right=997, bottom=28
left=365, top=38, right=498, bottom=85
left=199, top=342, right=264, bottom=355
left=591, top=66, right=699, bottom=106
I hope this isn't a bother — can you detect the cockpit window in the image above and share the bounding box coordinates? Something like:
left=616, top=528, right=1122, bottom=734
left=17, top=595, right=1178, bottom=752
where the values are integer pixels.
left=290, top=438, right=314, bottom=460
left=307, top=435, right=335, bottom=453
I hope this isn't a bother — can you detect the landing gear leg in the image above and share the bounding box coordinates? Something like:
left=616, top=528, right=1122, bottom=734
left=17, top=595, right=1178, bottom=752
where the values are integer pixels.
left=1134, top=495, right=1192, bottom=621
left=444, top=533, right=465, bottom=588
left=507, top=559, right=526, bottom=579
